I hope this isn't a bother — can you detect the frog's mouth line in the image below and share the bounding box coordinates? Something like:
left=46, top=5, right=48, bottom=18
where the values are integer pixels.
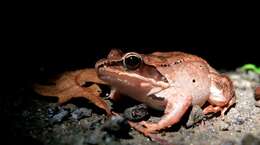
left=95, top=59, right=123, bottom=70
left=97, top=62, right=170, bottom=89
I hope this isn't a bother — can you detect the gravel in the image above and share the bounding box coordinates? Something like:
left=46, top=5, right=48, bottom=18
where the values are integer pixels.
left=5, top=70, right=260, bottom=145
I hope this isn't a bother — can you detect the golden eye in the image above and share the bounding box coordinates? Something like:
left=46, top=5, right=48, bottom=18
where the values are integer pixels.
left=123, top=53, right=142, bottom=70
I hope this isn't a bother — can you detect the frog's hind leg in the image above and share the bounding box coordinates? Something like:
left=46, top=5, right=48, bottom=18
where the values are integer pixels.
left=203, top=96, right=235, bottom=118
left=203, top=74, right=236, bottom=118
left=133, top=95, right=192, bottom=135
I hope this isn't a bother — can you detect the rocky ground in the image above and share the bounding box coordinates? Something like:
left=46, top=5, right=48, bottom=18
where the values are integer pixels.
left=3, top=70, right=260, bottom=145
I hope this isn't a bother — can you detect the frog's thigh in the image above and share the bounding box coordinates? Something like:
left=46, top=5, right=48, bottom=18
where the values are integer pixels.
left=208, top=73, right=234, bottom=106
left=157, top=95, right=192, bottom=129
left=203, top=85, right=228, bottom=116
left=204, top=74, right=235, bottom=116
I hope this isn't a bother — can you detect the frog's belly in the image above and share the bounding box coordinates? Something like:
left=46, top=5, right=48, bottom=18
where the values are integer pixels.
left=153, top=87, right=209, bottom=109
left=191, top=94, right=208, bottom=107
left=144, top=95, right=167, bottom=111
left=114, top=91, right=165, bottom=111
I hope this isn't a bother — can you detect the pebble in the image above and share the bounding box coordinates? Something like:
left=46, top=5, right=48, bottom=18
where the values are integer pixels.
left=49, top=109, right=69, bottom=124
left=47, top=105, right=61, bottom=118
left=123, top=104, right=149, bottom=121
left=86, top=131, right=121, bottom=145
left=89, top=118, right=105, bottom=130
left=186, top=105, right=205, bottom=127
left=71, top=108, right=92, bottom=120
left=85, top=116, right=129, bottom=145
left=102, top=115, right=130, bottom=133
left=241, top=71, right=260, bottom=82
left=79, top=118, right=91, bottom=129
left=219, top=121, right=229, bottom=131
left=235, top=127, right=241, bottom=133
left=234, top=115, right=245, bottom=125
left=62, top=103, right=78, bottom=112
left=48, top=104, right=92, bottom=123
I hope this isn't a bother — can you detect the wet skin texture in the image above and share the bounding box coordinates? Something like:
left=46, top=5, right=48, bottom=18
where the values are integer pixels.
left=95, top=49, right=236, bottom=134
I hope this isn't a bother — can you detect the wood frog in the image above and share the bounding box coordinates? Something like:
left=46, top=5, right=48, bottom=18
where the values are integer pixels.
left=95, top=49, right=236, bottom=134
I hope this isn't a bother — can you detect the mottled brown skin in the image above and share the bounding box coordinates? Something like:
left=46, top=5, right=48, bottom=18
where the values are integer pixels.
left=96, top=49, right=236, bottom=135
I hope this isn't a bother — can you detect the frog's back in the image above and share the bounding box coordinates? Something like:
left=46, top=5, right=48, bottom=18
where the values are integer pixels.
left=146, top=51, right=213, bottom=106
left=151, top=51, right=207, bottom=64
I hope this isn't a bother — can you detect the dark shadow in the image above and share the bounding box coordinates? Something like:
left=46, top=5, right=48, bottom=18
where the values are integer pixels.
left=110, top=95, right=143, bottom=113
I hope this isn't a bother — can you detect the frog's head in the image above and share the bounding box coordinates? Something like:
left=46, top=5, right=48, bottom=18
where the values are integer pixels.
left=95, top=49, right=169, bottom=97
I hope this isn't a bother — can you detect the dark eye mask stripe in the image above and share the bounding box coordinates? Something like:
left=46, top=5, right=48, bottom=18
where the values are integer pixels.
left=96, top=59, right=123, bottom=69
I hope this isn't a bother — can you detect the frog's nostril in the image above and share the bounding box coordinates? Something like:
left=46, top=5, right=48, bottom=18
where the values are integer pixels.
left=192, top=79, right=196, bottom=83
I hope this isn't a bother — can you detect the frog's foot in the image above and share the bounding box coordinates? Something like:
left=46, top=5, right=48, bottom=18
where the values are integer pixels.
left=128, top=121, right=174, bottom=145
left=140, top=121, right=160, bottom=134
left=203, top=105, right=222, bottom=116
left=129, top=95, right=192, bottom=136
left=128, top=121, right=158, bottom=136
left=203, top=96, right=236, bottom=119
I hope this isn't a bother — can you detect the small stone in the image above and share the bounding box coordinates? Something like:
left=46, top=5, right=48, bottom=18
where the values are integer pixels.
left=235, top=128, right=241, bottom=132
left=123, top=104, right=149, bottom=122
left=242, top=71, right=260, bottom=82
left=219, top=121, right=229, bottom=131
left=186, top=105, right=205, bottom=127
left=102, top=115, right=130, bottom=134
left=47, top=105, right=61, bottom=118
left=62, top=103, right=78, bottom=112
left=71, top=108, right=92, bottom=120
left=234, top=116, right=245, bottom=125
left=85, top=117, right=124, bottom=145
left=86, top=131, right=121, bottom=145
left=49, top=109, right=69, bottom=124
left=229, top=73, right=241, bottom=80
left=88, top=118, right=105, bottom=130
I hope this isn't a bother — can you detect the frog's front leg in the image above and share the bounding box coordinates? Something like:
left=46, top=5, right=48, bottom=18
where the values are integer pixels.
left=133, top=95, right=192, bottom=135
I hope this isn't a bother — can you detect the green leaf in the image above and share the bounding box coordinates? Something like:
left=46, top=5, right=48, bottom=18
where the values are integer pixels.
left=240, top=64, right=260, bottom=74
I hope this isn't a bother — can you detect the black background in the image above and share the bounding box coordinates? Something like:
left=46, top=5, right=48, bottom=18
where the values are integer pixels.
left=1, top=5, right=259, bottom=94
left=2, top=31, right=259, bottom=93
left=2, top=10, right=259, bottom=90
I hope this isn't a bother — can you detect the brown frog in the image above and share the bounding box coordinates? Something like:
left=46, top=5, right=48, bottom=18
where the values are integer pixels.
left=95, top=49, right=236, bottom=134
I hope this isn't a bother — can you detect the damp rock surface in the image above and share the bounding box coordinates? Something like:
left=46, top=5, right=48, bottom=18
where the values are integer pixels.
left=5, top=70, right=260, bottom=145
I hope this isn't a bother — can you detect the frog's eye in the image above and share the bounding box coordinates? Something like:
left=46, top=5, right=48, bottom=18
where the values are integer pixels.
left=123, top=53, right=142, bottom=70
